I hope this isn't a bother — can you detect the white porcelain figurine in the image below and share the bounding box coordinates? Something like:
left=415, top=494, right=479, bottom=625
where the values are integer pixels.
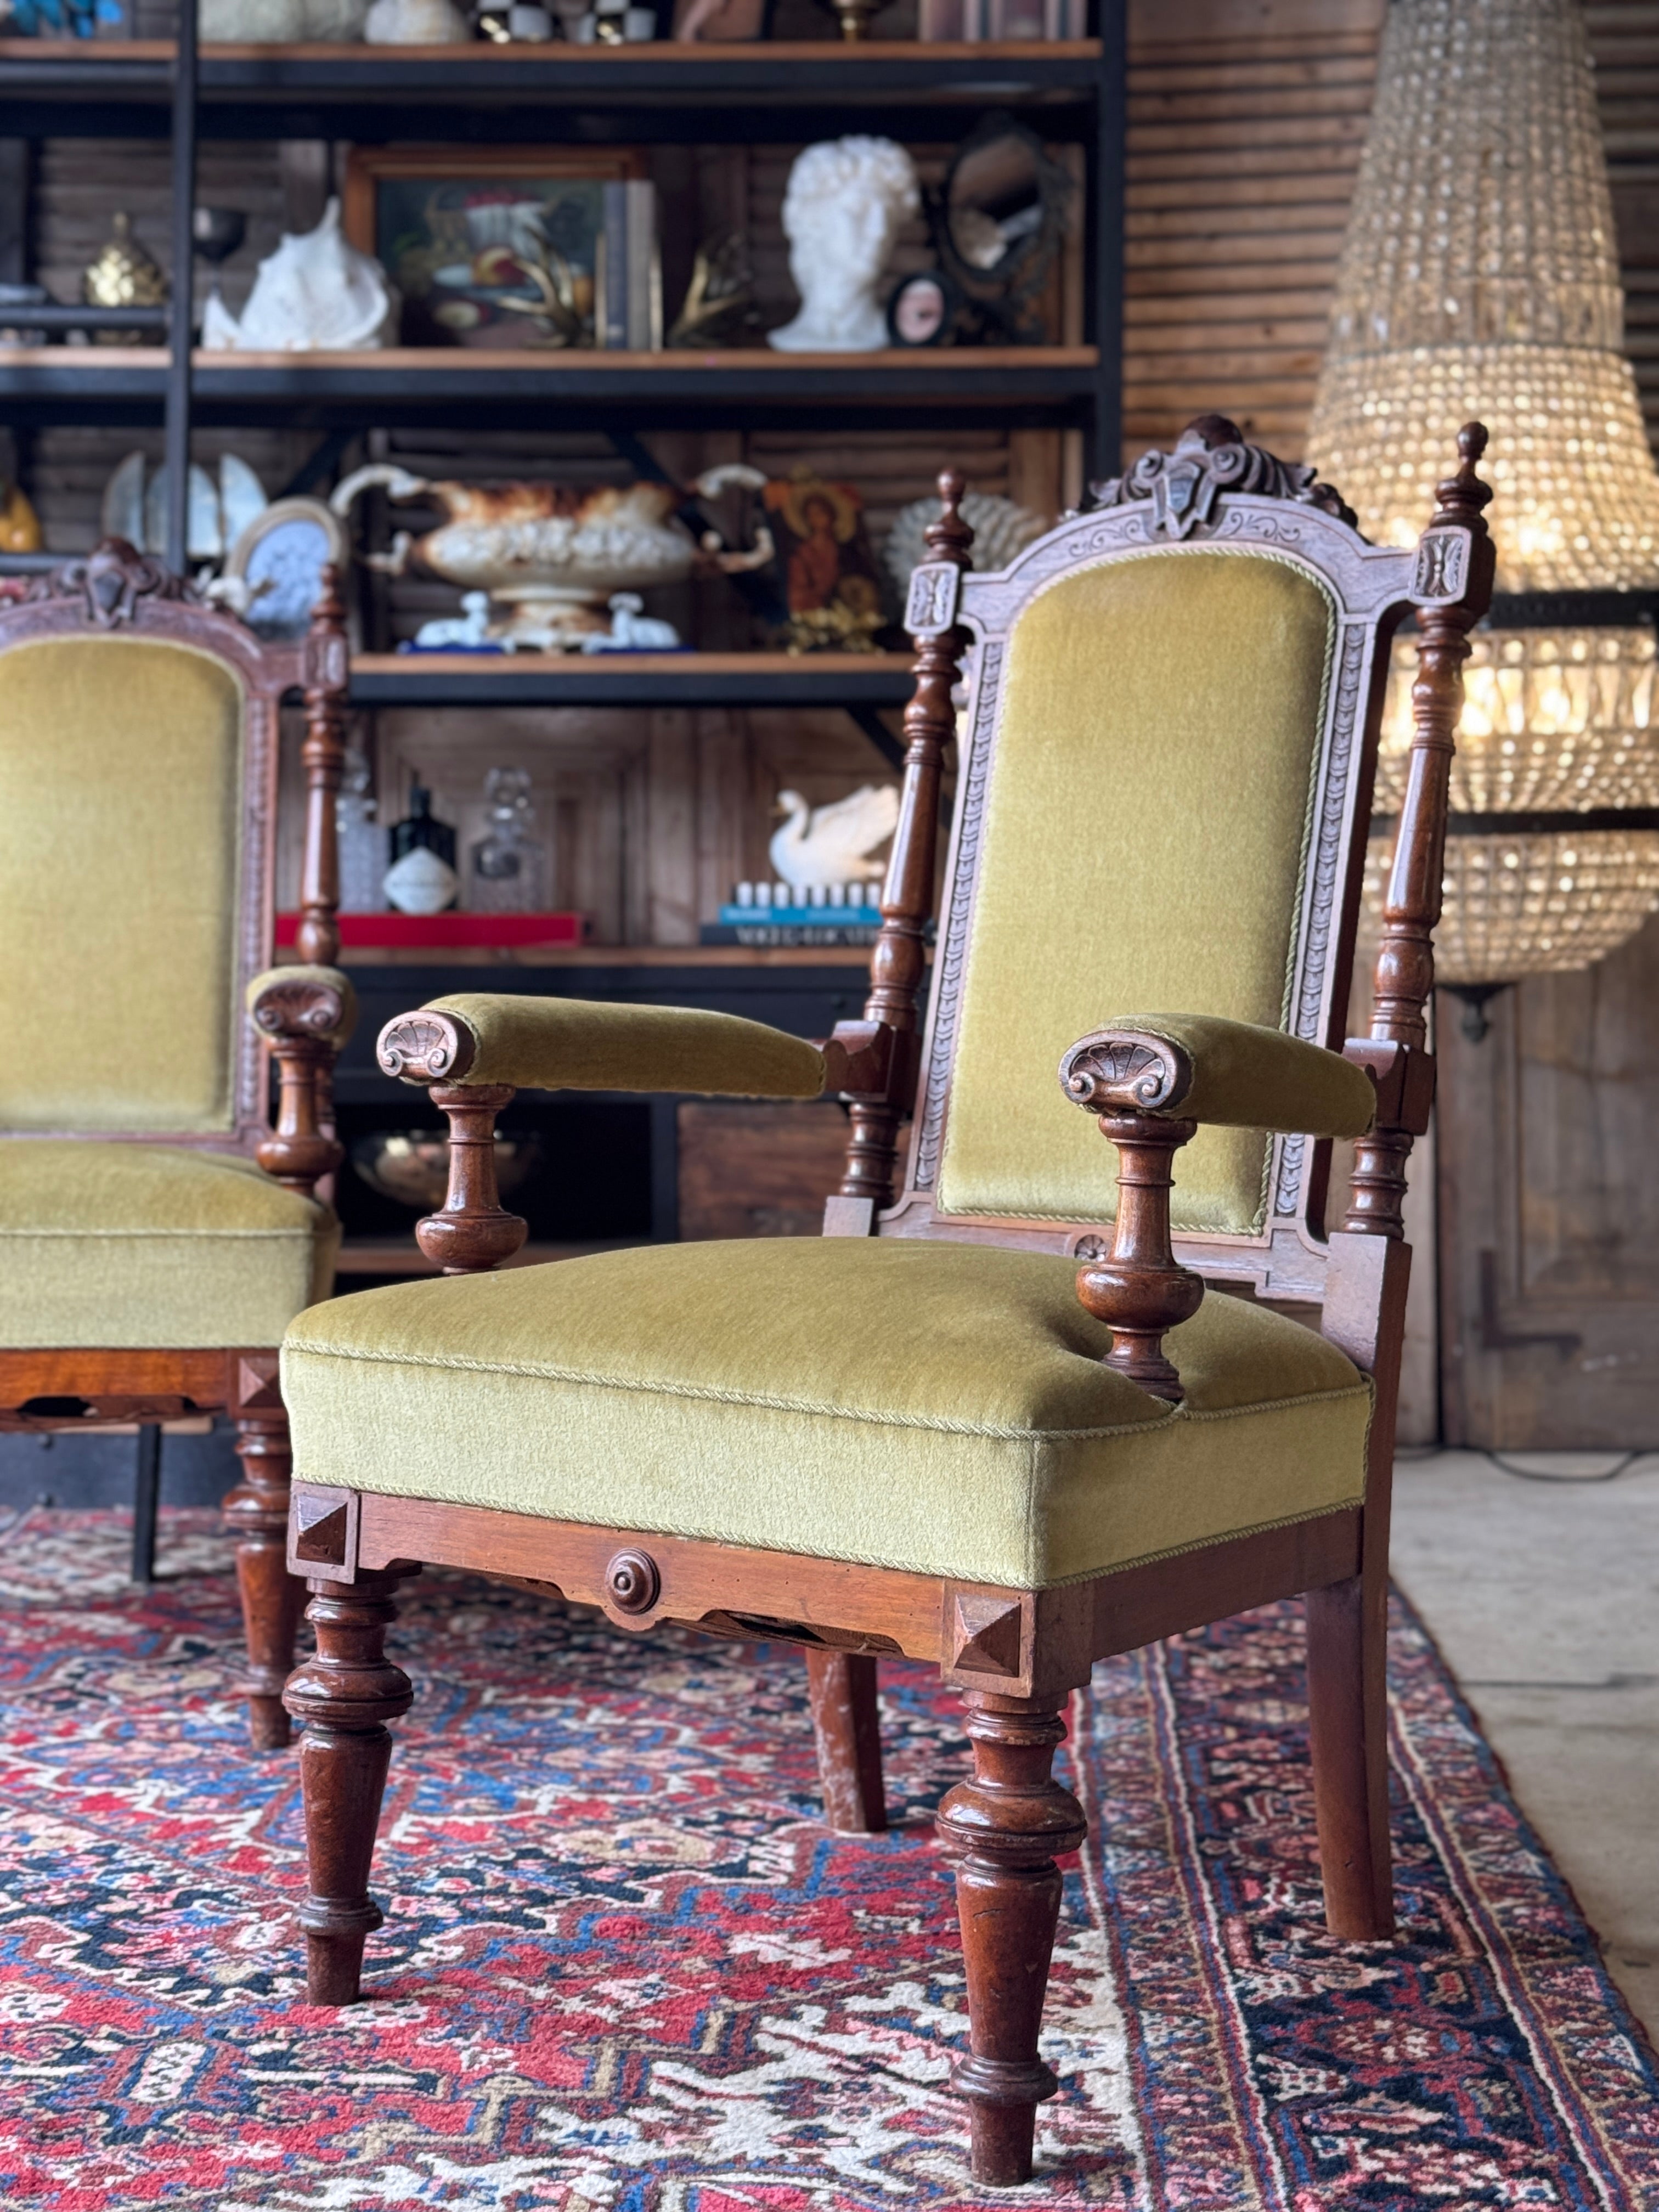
left=581, top=593, right=682, bottom=652
left=202, top=200, right=396, bottom=353
left=768, top=137, right=920, bottom=354
left=769, top=784, right=900, bottom=894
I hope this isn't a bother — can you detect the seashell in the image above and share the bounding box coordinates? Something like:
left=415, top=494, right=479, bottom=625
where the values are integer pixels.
left=201, top=199, right=396, bottom=354
left=881, top=491, right=1049, bottom=606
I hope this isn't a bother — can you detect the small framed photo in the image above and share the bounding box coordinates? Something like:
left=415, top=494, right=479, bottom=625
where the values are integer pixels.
left=224, top=498, right=349, bottom=644
left=343, top=147, right=647, bottom=351
left=887, top=268, right=961, bottom=349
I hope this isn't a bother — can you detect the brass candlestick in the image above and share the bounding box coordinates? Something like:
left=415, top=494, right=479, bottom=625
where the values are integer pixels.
left=829, top=0, right=883, bottom=38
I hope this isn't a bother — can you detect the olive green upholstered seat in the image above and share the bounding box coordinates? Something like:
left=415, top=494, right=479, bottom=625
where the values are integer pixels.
left=281, top=1238, right=1370, bottom=1589
left=0, top=1142, right=337, bottom=1349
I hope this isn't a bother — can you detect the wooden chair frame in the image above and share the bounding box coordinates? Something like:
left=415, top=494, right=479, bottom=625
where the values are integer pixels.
left=282, top=420, right=1494, bottom=2187
left=0, top=539, right=351, bottom=1750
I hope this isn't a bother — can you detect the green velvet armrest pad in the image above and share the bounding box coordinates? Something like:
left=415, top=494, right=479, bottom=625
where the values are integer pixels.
left=246, top=966, right=358, bottom=1050
left=428, top=994, right=828, bottom=1099
left=1074, top=1012, right=1376, bottom=1138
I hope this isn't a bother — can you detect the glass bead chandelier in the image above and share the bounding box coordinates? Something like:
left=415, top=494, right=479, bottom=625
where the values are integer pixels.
left=1305, top=0, right=1659, bottom=993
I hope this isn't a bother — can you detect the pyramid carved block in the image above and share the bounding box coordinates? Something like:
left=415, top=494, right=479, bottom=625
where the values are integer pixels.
left=236, top=1355, right=284, bottom=1413
left=949, top=1593, right=1025, bottom=1678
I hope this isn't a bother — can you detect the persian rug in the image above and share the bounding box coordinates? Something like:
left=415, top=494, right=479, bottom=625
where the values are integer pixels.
left=0, top=1509, right=1654, bottom=2211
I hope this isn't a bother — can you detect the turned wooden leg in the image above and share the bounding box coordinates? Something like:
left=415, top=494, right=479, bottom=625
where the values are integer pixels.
left=131, top=1423, right=161, bottom=1587
left=282, top=1571, right=415, bottom=2004
left=936, top=1693, right=1087, bottom=2187
left=224, top=1412, right=305, bottom=1751
left=805, top=1650, right=887, bottom=1835
left=1306, top=1573, right=1395, bottom=1940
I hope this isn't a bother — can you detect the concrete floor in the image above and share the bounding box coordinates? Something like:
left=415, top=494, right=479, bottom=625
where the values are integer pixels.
left=1392, top=1449, right=1659, bottom=2044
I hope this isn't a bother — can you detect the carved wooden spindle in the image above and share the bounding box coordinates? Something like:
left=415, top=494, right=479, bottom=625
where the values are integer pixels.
left=1344, top=423, right=1494, bottom=1239
left=1075, top=1113, right=1204, bottom=1402
left=936, top=1694, right=1087, bottom=2188
left=283, top=1570, right=415, bottom=2004
left=223, top=1402, right=304, bottom=1751
left=251, top=975, right=348, bottom=1197
left=836, top=469, right=975, bottom=1213
left=420, top=1085, right=528, bottom=1274
left=1059, top=1030, right=1203, bottom=1400
left=805, top=1650, right=887, bottom=1834
left=376, top=1010, right=527, bottom=1275
left=296, top=565, right=347, bottom=970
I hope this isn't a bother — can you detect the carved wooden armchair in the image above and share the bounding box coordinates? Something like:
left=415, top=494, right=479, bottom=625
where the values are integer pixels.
left=0, top=539, right=354, bottom=1750
left=277, top=418, right=1493, bottom=2187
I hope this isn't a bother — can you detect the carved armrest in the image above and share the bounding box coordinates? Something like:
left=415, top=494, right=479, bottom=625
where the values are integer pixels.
left=246, top=965, right=356, bottom=1197
left=376, top=993, right=828, bottom=1277
left=377, top=993, right=827, bottom=1100
left=1055, top=1015, right=1375, bottom=1406
left=1059, top=1013, right=1376, bottom=1139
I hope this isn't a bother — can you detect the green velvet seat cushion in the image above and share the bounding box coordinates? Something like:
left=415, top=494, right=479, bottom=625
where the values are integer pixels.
left=283, top=1239, right=1370, bottom=1590
left=0, top=1142, right=337, bottom=1348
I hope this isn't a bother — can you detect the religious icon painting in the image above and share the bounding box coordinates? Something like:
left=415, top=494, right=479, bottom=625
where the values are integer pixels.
left=761, top=470, right=888, bottom=653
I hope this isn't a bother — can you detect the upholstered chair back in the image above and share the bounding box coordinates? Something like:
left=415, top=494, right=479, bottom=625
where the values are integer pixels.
left=0, top=548, right=307, bottom=1145
left=938, top=546, right=1337, bottom=1240
left=891, top=425, right=1475, bottom=1304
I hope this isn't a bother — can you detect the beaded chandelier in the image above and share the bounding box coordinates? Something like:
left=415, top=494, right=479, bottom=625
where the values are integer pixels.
left=1306, top=0, right=1659, bottom=987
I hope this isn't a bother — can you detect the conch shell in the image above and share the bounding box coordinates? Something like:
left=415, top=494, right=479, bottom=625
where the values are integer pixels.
left=202, top=199, right=396, bottom=354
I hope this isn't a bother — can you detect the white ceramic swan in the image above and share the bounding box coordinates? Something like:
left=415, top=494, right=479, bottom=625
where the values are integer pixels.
left=768, top=784, right=900, bottom=893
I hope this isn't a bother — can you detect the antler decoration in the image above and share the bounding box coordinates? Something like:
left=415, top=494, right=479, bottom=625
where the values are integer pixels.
left=1344, top=424, right=1494, bottom=1237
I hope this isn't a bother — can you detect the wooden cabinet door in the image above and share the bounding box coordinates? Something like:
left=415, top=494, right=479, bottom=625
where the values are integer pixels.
left=1437, top=911, right=1659, bottom=1447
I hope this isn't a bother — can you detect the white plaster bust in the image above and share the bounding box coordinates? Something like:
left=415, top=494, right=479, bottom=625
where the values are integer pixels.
left=769, top=137, right=921, bottom=354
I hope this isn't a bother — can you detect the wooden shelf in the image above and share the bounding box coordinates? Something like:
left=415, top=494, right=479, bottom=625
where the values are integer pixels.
left=336, top=943, right=888, bottom=967
left=335, top=1237, right=641, bottom=1277
left=0, top=345, right=1099, bottom=430
left=350, top=648, right=917, bottom=709
left=0, top=41, right=1102, bottom=138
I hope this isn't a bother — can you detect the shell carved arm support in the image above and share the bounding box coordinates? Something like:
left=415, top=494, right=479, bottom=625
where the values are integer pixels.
left=375, top=996, right=830, bottom=1276
left=1058, top=1016, right=1383, bottom=1402
left=247, top=966, right=357, bottom=1198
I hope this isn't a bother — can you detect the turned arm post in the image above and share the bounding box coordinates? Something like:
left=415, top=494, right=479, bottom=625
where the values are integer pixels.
left=827, top=470, right=975, bottom=1224
left=376, top=1009, right=527, bottom=1274
left=1058, top=1030, right=1204, bottom=1402
left=251, top=975, right=348, bottom=1197
left=296, top=565, right=348, bottom=970
left=1342, top=423, right=1494, bottom=1239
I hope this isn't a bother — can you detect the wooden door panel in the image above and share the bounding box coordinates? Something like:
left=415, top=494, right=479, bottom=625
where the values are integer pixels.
left=1437, top=910, right=1659, bottom=1447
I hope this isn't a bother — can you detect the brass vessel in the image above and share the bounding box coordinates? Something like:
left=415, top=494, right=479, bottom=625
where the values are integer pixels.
left=82, top=212, right=168, bottom=345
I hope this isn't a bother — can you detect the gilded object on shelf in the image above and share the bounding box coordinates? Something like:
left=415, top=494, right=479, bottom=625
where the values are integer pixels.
left=353, top=1132, right=544, bottom=1214
left=81, top=212, right=166, bottom=346
left=666, top=232, right=759, bottom=350
left=0, top=480, right=41, bottom=556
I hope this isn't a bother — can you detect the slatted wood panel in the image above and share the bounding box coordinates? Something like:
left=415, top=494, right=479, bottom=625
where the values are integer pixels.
left=1123, top=1, right=1383, bottom=460
left=1592, top=1, right=1659, bottom=443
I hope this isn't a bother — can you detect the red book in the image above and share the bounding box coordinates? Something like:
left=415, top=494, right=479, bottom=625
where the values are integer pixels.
left=276, top=912, right=591, bottom=950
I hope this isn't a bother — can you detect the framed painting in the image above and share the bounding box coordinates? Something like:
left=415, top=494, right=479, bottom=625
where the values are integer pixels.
left=343, top=148, right=646, bottom=351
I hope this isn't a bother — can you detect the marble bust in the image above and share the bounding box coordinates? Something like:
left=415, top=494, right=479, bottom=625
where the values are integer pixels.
left=769, top=137, right=921, bottom=354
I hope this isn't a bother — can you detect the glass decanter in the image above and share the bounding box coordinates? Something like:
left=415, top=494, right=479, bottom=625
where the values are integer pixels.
left=468, top=765, right=550, bottom=914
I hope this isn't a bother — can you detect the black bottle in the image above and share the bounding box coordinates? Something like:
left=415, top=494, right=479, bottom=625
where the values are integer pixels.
left=388, top=782, right=457, bottom=870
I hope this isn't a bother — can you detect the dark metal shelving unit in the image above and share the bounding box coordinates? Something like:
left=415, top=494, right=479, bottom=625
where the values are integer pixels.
left=0, top=12, right=1126, bottom=666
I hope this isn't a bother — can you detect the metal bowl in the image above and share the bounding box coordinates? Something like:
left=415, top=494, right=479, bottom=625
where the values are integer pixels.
left=351, top=1131, right=544, bottom=1214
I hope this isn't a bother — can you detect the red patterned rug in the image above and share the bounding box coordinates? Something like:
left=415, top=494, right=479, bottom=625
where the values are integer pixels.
left=0, top=1509, right=1654, bottom=2210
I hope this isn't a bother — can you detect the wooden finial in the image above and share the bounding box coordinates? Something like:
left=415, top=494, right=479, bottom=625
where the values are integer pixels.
left=832, top=469, right=975, bottom=1219
left=297, top=566, right=348, bottom=970
left=1344, top=420, right=1494, bottom=1236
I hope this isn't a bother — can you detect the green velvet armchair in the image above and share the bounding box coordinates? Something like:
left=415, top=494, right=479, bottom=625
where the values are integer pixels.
left=0, top=539, right=354, bottom=1750
left=275, top=417, right=1495, bottom=2186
